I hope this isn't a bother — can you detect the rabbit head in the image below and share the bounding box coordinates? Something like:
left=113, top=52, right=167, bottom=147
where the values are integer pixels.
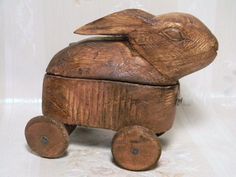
left=75, top=9, right=218, bottom=82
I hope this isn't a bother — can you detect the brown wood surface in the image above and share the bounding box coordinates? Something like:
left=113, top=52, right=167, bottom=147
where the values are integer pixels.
left=112, top=125, right=161, bottom=171
left=75, top=9, right=218, bottom=83
left=25, top=116, right=69, bottom=158
left=42, top=74, right=179, bottom=133
left=47, top=37, right=173, bottom=85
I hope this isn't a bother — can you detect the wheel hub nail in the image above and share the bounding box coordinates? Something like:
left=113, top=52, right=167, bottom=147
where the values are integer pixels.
left=41, top=136, right=49, bottom=145
left=132, top=148, right=139, bottom=155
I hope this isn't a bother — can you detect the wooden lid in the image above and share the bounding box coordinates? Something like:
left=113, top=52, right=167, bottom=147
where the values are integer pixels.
left=46, top=37, right=174, bottom=85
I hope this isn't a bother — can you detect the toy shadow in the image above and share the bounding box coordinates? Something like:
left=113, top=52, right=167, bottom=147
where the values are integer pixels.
left=70, top=126, right=115, bottom=149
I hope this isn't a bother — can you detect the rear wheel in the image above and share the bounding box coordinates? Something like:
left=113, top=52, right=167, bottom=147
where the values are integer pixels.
left=112, top=125, right=162, bottom=171
left=25, top=116, right=69, bottom=158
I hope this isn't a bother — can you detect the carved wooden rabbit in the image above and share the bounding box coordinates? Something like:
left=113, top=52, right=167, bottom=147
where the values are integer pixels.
left=25, top=9, right=218, bottom=171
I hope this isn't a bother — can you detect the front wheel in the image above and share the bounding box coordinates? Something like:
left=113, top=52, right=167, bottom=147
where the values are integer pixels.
left=112, top=125, right=162, bottom=171
left=25, top=116, right=69, bottom=158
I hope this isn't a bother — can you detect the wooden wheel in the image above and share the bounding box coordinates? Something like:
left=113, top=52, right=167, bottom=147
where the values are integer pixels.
left=112, top=125, right=161, bottom=171
left=25, top=116, right=69, bottom=158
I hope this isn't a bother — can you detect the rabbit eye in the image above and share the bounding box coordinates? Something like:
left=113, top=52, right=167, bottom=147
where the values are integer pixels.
left=161, top=28, right=184, bottom=41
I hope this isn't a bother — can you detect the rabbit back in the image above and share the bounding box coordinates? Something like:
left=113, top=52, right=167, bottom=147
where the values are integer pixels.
left=46, top=37, right=174, bottom=85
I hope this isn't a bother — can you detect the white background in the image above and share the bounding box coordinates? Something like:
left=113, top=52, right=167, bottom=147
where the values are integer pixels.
left=0, top=0, right=235, bottom=177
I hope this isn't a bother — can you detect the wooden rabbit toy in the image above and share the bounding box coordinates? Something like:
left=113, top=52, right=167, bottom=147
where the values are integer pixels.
left=25, top=9, right=218, bottom=171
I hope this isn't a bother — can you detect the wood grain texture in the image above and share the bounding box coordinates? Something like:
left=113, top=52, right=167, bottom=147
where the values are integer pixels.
left=42, top=74, right=179, bottom=133
left=75, top=9, right=218, bottom=82
left=47, top=37, right=173, bottom=85
left=112, top=125, right=161, bottom=171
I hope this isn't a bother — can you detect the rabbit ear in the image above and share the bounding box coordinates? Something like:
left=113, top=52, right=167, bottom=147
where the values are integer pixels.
left=74, top=9, right=155, bottom=35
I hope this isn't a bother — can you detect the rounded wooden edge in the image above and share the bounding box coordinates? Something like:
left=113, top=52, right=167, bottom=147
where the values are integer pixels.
left=25, top=116, right=69, bottom=158
left=112, top=125, right=162, bottom=171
